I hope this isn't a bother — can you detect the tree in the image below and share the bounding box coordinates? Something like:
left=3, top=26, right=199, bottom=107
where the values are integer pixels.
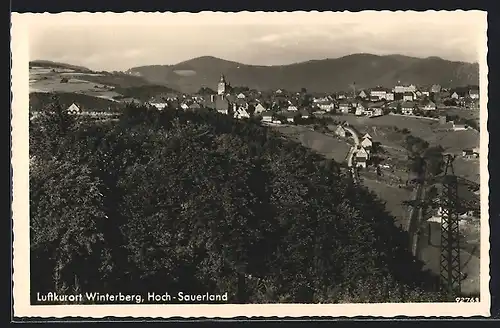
left=30, top=103, right=447, bottom=303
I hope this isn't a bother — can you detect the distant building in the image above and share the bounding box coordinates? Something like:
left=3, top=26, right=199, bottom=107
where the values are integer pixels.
left=451, top=92, right=459, bottom=99
left=66, top=103, right=81, bottom=115
left=335, top=125, right=347, bottom=137
left=469, top=89, right=480, bottom=99
left=254, top=103, right=267, bottom=115
left=385, top=92, right=395, bottom=101
left=261, top=111, right=274, bottom=122
left=462, top=149, right=479, bottom=160
left=237, top=93, right=246, bottom=99
left=421, top=100, right=437, bottom=111
left=394, top=84, right=417, bottom=94
left=370, top=87, right=387, bottom=100
left=358, top=90, right=368, bottom=98
left=401, top=101, right=415, bottom=115
left=403, top=92, right=414, bottom=101
left=361, top=137, right=373, bottom=148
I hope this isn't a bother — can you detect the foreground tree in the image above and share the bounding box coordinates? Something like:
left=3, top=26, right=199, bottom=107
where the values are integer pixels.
left=30, top=103, right=447, bottom=303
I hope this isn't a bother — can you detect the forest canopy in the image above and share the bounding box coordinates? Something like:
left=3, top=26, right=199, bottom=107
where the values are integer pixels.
left=29, top=100, right=446, bottom=304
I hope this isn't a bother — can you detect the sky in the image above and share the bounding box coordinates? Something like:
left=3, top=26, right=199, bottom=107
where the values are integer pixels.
left=22, top=11, right=487, bottom=72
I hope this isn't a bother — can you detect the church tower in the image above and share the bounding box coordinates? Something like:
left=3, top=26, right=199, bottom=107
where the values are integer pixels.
left=217, top=74, right=227, bottom=95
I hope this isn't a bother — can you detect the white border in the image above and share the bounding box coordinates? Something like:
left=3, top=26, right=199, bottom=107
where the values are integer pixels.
left=11, top=11, right=490, bottom=318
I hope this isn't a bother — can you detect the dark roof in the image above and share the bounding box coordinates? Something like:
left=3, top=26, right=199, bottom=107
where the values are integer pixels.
left=401, top=101, right=415, bottom=108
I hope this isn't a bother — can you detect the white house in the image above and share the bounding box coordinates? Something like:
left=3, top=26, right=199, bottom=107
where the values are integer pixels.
left=355, top=107, right=365, bottom=116
left=66, top=103, right=81, bottom=115
left=237, top=93, right=246, bottom=99
left=370, top=87, right=387, bottom=100
left=275, top=89, right=283, bottom=94
left=469, top=89, right=479, bottom=99
left=385, top=92, right=395, bottom=101
left=261, top=111, right=274, bottom=122
left=317, top=101, right=336, bottom=112
left=403, top=92, right=414, bottom=101
left=361, top=137, right=373, bottom=148
left=234, top=107, right=251, bottom=119
left=287, top=105, right=299, bottom=111
left=422, top=100, right=437, bottom=111
left=394, top=84, right=417, bottom=94
left=180, top=103, right=189, bottom=110
left=254, top=103, right=267, bottom=115
left=451, top=92, right=460, bottom=99
left=364, top=109, right=374, bottom=117
left=358, top=90, right=368, bottom=98
left=373, top=107, right=383, bottom=117
left=401, top=102, right=415, bottom=115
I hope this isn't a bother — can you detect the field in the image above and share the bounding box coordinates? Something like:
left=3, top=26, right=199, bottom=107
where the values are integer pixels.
left=275, top=125, right=351, bottom=163
left=30, top=67, right=122, bottom=101
left=362, top=178, right=413, bottom=227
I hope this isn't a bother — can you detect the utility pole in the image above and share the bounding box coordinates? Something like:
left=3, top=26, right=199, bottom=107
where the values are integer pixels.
left=440, top=154, right=461, bottom=296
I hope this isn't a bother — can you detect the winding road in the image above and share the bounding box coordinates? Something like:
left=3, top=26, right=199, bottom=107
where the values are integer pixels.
left=343, top=125, right=361, bottom=181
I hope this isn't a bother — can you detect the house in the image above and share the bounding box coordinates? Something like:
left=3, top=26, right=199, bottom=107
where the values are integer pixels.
left=335, top=125, right=347, bottom=137
left=148, top=96, right=169, bottom=110
left=462, top=149, right=479, bottom=160
left=385, top=92, right=395, bottom=101
left=421, top=100, right=437, bottom=111
left=338, top=102, right=350, bottom=114
left=337, top=91, right=348, bottom=100
left=188, top=103, right=201, bottom=111
left=361, top=137, right=373, bottom=148
left=261, top=111, right=274, bottom=122
left=394, top=84, right=417, bottom=94
left=180, top=103, right=190, bottom=110
left=451, top=92, right=460, bottom=99
left=355, top=107, right=365, bottom=116
left=317, top=101, right=336, bottom=112
left=287, top=105, right=299, bottom=111
left=453, top=123, right=468, bottom=131
left=469, top=89, right=480, bottom=99
left=403, top=92, right=414, bottom=101
left=358, top=90, right=368, bottom=98
left=401, top=101, right=415, bottom=115
left=282, top=111, right=297, bottom=123
left=313, top=96, right=330, bottom=103
left=421, top=91, right=430, bottom=97
left=370, top=87, right=387, bottom=100
left=254, top=103, right=267, bottom=115
left=414, top=90, right=422, bottom=98
left=234, top=107, right=251, bottom=119
left=355, top=157, right=367, bottom=168
left=237, top=93, right=246, bottom=99
left=216, top=97, right=231, bottom=115
left=275, top=89, right=283, bottom=94
left=299, top=110, right=310, bottom=119
left=430, top=84, right=442, bottom=93
left=372, top=107, right=383, bottom=117
left=66, top=103, right=81, bottom=115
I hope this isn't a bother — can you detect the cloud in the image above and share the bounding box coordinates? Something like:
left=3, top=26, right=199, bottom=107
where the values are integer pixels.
left=27, top=11, right=485, bottom=71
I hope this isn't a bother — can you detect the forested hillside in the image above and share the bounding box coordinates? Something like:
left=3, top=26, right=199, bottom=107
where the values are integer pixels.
left=29, top=100, right=447, bottom=304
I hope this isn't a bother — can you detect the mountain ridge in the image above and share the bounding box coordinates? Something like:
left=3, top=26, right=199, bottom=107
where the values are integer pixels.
left=125, top=53, right=479, bottom=93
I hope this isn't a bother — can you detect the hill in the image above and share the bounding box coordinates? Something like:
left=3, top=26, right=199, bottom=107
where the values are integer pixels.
left=126, top=54, right=480, bottom=93
left=29, top=104, right=449, bottom=304
left=29, top=92, right=122, bottom=112
left=29, top=60, right=92, bottom=72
